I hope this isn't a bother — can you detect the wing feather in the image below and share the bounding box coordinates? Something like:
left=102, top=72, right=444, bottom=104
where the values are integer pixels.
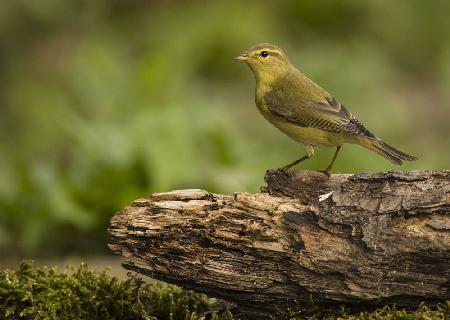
left=264, top=86, right=375, bottom=138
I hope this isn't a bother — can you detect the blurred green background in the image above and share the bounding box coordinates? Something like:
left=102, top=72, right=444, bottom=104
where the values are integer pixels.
left=0, top=0, right=449, bottom=260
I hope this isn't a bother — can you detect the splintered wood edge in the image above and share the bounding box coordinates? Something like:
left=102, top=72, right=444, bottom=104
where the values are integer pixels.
left=150, top=189, right=212, bottom=201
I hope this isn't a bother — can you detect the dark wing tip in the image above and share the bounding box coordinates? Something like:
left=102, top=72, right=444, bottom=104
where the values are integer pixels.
left=349, top=117, right=376, bottom=138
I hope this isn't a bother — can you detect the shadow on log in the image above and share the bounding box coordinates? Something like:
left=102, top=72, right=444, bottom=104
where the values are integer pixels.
left=108, top=170, right=450, bottom=319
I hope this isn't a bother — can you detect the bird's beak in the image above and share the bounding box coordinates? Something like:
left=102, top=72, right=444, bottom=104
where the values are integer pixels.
left=234, top=53, right=249, bottom=61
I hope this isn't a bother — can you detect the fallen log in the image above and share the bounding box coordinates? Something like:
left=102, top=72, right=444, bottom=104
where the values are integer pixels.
left=108, top=170, right=450, bottom=319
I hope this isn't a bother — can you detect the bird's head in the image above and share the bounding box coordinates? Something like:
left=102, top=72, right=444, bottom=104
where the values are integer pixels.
left=235, top=43, right=291, bottom=80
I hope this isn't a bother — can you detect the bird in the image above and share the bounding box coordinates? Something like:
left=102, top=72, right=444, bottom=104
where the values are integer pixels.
left=235, top=43, right=417, bottom=175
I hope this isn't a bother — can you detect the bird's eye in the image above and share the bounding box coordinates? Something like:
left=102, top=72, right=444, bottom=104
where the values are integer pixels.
left=260, top=51, right=269, bottom=58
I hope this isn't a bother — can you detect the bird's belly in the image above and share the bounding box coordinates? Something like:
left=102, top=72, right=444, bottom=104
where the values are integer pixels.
left=270, top=117, right=347, bottom=148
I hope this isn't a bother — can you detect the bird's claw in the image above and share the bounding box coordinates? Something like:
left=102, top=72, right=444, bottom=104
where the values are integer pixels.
left=279, top=165, right=292, bottom=173
left=279, top=168, right=290, bottom=175
left=317, top=169, right=331, bottom=177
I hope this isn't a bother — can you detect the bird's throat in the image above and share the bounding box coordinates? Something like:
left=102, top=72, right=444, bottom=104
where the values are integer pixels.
left=251, top=67, right=281, bottom=84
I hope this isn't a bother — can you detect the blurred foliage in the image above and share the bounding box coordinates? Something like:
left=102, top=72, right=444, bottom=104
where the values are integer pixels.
left=0, top=1, right=449, bottom=257
left=1, top=261, right=449, bottom=320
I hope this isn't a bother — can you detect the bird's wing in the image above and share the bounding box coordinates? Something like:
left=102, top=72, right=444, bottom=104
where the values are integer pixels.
left=265, top=92, right=375, bottom=138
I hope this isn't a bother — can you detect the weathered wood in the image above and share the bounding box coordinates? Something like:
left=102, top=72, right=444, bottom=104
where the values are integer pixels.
left=108, top=170, right=450, bottom=319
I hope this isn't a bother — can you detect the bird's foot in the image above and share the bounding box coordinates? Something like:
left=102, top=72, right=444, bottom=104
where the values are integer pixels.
left=279, top=165, right=293, bottom=173
left=317, top=169, right=331, bottom=177
left=280, top=165, right=301, bottom=175
left=279, top=167, right=291, bottom=175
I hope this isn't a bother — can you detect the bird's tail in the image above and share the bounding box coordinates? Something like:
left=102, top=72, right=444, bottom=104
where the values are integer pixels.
left=361, top=138, right=418, bottom=165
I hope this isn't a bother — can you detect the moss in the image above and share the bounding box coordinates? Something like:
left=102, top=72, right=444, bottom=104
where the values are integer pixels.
left=271, top=303, right=450, bottom=320
left=0, top=260, right=216, bottom=320
left=1, top=261, right=448, bottom=320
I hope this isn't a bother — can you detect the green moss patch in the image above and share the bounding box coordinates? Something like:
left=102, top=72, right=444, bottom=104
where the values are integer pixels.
left=271, top=303, right=450, bottom=320
left=0, top=261, right=223, bottom=320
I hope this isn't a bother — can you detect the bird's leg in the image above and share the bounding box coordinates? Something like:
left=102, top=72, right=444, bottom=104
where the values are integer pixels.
left=280, top=145, right=314, bottom=172
left=319, top=145, right=341, bottom=176
left=280, top=155, right=310, bottom=171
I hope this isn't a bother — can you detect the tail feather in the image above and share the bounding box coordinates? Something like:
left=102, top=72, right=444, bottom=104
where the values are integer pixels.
left=363, top=138, right=418, bottom=165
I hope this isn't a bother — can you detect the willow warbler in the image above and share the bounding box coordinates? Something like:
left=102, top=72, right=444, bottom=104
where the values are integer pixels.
left=235, top=43, right=417, bottom=174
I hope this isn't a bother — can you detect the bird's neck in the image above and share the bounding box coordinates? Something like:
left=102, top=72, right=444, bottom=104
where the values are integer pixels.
left=252, top=65, right=288, bottom=84
left=252, top=64, right=296, bottom=92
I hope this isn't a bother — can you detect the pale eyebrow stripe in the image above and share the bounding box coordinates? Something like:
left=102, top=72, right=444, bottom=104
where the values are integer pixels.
left=250, top=48, right=282, bottom=56
left=267, top=49, right=282, bottom=56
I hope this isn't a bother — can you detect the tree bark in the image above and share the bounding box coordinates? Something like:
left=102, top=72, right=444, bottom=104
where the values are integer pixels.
left=108, top=170, right=450, bottom=319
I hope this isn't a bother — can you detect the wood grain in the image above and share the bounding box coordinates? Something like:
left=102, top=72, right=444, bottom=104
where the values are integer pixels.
left=109, top=170, right=450, bottom=319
